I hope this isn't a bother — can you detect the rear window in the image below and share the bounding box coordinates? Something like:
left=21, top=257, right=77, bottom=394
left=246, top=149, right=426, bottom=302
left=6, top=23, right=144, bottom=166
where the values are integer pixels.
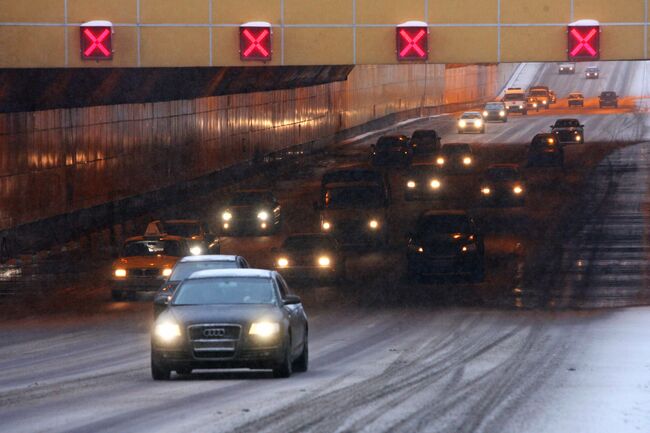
left=173, top=277, right=277, bottom=305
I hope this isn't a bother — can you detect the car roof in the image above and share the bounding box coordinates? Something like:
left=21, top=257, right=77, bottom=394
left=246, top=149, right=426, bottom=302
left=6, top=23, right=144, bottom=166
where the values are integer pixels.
left=124, top=235, right=185, bottom=243
left=179, top=255, right=239, bottom=263
left=187, top=268, right=274, bottom=279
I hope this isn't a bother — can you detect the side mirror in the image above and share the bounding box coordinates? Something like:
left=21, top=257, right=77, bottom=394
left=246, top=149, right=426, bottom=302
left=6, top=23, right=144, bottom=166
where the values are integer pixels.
left=153, top=295, right=170, bottom=307
left=284, top=294, right=301, bottom=305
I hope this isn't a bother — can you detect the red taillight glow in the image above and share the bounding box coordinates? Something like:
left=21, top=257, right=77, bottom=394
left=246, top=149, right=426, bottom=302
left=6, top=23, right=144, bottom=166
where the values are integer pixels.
left=81, top=27, right=112, bottom=60
left=397, top=27, right=428, bottom=60
left=240, top=26, right=272, bottom=61
left=568, top=25, right=599, bottom=61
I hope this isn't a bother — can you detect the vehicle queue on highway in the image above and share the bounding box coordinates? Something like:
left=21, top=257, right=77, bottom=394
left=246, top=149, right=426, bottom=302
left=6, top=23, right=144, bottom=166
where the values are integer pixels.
left=106, top=68, right=621, bottom=381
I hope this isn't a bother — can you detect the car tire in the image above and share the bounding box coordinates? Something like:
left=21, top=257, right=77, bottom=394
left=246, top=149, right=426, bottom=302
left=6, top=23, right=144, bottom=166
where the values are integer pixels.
left=111, top=290, right=123, bottom=301
left=151, top=355, right=171, bottom=381
left=273, top=339, right=293, bottom=378
left=292, top=334, right=309, bottom=373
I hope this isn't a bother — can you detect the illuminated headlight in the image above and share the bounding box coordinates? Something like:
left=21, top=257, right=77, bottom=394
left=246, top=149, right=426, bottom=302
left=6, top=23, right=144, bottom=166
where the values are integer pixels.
left=436, top=157, right=445, bottom=166
left=474, top=119, right=483, bottom=127
left=368, top=219, right=379, bottom=230
left=463, top=157, right=472, bottom=166
left=548, top=138, right=555, bottom=144
left=114, top=268, right=127, bottom=278
left=461, top=244, right=477, bottom=253
left=318, top=256, right=331, bottom=267
left=249, top=322, right=280, bottom=338
left=513, top=185, right=523, bottom=195
left=277, top=257, right=289, bottom=268
left=499, top=110, right=505, bottom=117
left=519, top=105, right=523, bottom=109
left=260, top=222, right=268, bottom=229
left=407, top=180, right=416, bottom=189
left=430, top=179, right=441, bottom=189
left=222, top=211, right=232, bottom=221
left=482, top=111, right=489, bottom=117
left=154, top=322, right=181, bottom=343
left=257, top=211, right=269, bottom=221
left=533, top=103, right=538, bottom=108
left=322, top=221, right=332, bottom=231
left=542, top=100, right=547, bottom=105
left=223, top=223, right=230, bottom=229
left=481, top=187, right=491, bottom=195
left=162, top=268, right=173, bottom=277
left=458, top=120, right=467, bottom=128
left=575, top=135, right=581, bottom=142
left=190, top=246, right=202, bottom=256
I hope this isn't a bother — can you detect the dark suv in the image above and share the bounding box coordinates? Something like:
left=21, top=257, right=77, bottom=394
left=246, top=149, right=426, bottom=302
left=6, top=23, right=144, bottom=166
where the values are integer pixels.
left=371, top=135, right=412, bottom=167
left=599, top=91, right=618, bottom=108
left=551, top=118, right=584, bottom=144
left=408, top=130, right=442, bottom=157
left=527, top=133, right=563, bottom=167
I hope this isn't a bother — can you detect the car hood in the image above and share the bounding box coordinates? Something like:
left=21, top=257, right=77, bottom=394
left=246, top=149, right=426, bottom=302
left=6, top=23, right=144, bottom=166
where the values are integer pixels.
left=165, top=304, right=284, bottom=326
left=113, top=256, right=179, bottom=269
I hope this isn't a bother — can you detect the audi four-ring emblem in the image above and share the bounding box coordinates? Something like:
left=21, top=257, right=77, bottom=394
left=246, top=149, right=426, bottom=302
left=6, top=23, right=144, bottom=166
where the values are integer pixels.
left=203, top=328, right=226, bottom=338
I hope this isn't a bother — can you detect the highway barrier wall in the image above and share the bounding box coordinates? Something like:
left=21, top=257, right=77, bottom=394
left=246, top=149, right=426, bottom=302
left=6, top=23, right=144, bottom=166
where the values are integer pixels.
left=0, top=63, right=516, bottom=255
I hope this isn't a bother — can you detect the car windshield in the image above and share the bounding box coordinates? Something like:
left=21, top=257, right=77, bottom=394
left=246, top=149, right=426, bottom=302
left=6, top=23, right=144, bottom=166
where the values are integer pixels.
left=569, top=93, right=582, bottom=98
left=122, top=240, right=183, bottom=257
left=461, top=113, right=481, bottom=119
left=409, top=165, right=440, bottom=176
left=485, top=103, right=503, bottom=110
left=173, top=277, right=276, bottom=305
left=324, top=186, right=384, bottom=209
left=587, top=67, right=598, bottom=71
left=416, top=215, right=470, bottom=239
left=485, top=168, right=519, bottom=182
left=283, top=236, right=337, bottom=251
left=530, top=90, right=547, bottom=97
left=411, top=131, right=437, bottom=141
left=602, top=92, right=616, bottom=97
left=503, top=93, right=524, bottom=101
left=169, top=261, right=238, bottom=281
left=163, top=223, right=201, bottom=237
left=376, top=137, right=404, bottom=150
left=554, top=119, right=580, bottom=128
left=442, top=145, right=471, bottom=154
left=231, top=192, right=273, bottom=205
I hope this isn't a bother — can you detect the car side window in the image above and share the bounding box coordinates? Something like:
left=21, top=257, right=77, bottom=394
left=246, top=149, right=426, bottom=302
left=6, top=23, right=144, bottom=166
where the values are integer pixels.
left=276, top=274, right=290, bottom=298
left=238, top=257, right=250, bottom=268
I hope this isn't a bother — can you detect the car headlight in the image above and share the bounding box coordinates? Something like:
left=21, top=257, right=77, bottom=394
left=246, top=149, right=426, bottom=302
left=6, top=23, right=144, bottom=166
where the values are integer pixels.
left=368, top=219, right=379, bottom=230
left=542, top=100, right=547, bottom=105
left=482, top=111, right=488, bottom=117
left=430, top=179, right=441, bottom=189
left=407, top=180, right=416, bottom=189
left=162, top=268, right=173, bottom=277
left=436, top=157, right=445, bottom=166
left=249, top=322, right=280, bottom=338
left=519, top=105, right=523, bottom=109
left=458, top=120, right=466, bottom=128
left=277, top=257, right=289, bottom=268
left=481, top=187, right=491, bottom=195
left=474, top=119, right=483, bottom=127
left=499, top=110, right=505, bottom=117
left=318, top=256, right=331, bottom=267
left=575, top=135, right=581, bottom=141
left=114, top=268, right=127, bottom=278
left=222, top=211, right=232, bottom=221
left=461, top=244, right=477, bottom=253
left=154, top=322, right=181, bottom=343
left=322, top=221, right=331, bottom=231
left=257, top=211, right=269, bottom=221
left=190, top=246, right=202, bottom=256
left=513, top=185, right=523, bottom=195
left=533, top=102, right=538, bottom=108
left=463, top=156, right=472, bottom=165
left=548, top=138, right=555, bottom=144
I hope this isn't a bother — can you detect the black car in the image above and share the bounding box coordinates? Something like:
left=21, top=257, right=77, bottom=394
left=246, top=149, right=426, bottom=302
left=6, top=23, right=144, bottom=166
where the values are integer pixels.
left=406, top=211, right=485, bottom=281
left=527, top=133, right=563, bottom=167
left=436, top=143, right=475, bottom=172
left=273, top=234, right=345, bottom=281
left=151, top=269, right=308, bottom=379
left=568, top=92, right=584, bottom=107
left=220, top=190, right=282, bottom=234
left=599, top=91, right=618, bottom=108
left=371, top=135, right=412, bottom=167
left=479, top=164, right=525, bottom=207
left=404, top=163, right=446, bottom=201
left=551, top=118, right=584, bottom=144
left=408, top=130, right=442, bottom=157
left=153, top=254, right=251, bottom=318
left=585, top=66, right=599, bottom=79
left=482, top=102, right=508, bottom=123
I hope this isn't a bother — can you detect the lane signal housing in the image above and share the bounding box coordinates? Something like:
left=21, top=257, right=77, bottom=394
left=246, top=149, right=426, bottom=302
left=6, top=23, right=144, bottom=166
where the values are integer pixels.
left=396, top=21, right=428, bottom=61
left=80, top=20, right=113, bottom=60
left=240, top=22, right=272, bottom=61
left=567, top=20, right=600, bottom=61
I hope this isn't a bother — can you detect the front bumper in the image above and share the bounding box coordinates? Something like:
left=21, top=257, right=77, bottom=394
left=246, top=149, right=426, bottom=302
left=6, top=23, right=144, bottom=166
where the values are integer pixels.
left=113, top=278, right=164, bottom=293
left=221, top=218, right=278, bottom=233
left=407, top=252, right=481, bottom=276
left=506, top=105, right=526, bottom=113
left=484, top=112, right=506, bottom=121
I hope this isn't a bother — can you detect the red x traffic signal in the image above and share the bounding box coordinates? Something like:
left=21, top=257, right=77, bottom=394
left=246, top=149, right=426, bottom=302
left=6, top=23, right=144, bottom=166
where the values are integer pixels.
left=396, top=25, right=428, bottom=61
left=240, top=24, right=272, bottom=61
left=80, top=25, right=113, bottom=60
left=568, top=25, right=600, bottom=61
